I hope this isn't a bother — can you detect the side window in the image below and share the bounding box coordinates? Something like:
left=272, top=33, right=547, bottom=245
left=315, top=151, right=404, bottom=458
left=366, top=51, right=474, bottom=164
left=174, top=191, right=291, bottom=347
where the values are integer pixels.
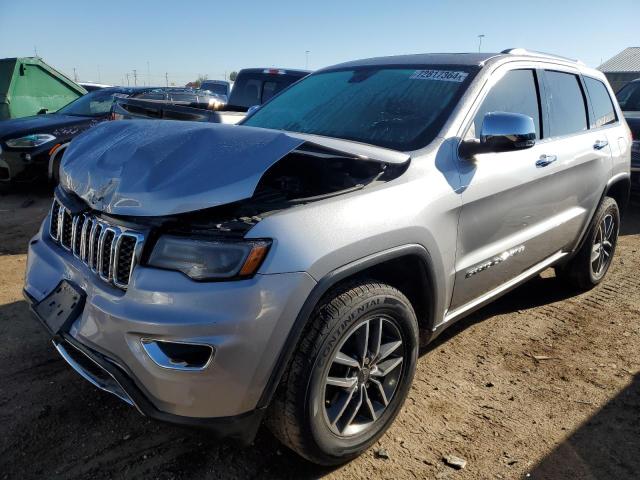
left=544, top=71, right=588, bottom=137
left=470, top=69, right=541, bottom=140
left=584, top=77, right=617, bottom=128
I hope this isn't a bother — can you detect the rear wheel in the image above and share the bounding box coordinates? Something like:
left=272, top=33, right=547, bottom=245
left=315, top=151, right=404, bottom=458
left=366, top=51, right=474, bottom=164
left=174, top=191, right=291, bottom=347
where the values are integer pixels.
left=266, top=281, right=419, bottom=465
left=557, top=197, right=620, bottom=289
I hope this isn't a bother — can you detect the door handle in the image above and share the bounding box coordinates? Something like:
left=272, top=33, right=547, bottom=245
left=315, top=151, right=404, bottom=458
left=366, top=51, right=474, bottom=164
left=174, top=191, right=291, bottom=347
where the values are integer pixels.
left=536, top=154, right=557, bottom=168
left=593, top=139, right=609, bottom=150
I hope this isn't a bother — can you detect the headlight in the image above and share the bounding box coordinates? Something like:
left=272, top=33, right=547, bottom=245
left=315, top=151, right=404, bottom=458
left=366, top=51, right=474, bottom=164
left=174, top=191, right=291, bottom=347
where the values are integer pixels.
left=5, top=133, right=56, bottom=148
left=148, top=236, right=271, bottom=280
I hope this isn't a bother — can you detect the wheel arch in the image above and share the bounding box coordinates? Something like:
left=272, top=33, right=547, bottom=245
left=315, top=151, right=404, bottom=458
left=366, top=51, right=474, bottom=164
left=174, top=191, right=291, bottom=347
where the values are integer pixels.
left=605, top=173, right=631, bottom=217
left=257, top=244, right=438, bottom=409
left=48, top=142, right=70, bottom=180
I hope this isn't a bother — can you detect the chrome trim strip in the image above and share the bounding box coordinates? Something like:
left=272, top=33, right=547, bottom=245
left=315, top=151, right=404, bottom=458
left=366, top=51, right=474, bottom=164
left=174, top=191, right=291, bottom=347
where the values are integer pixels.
left=442, top=251, right=567, bottom=326
left=140, top=338, right=215, bottom=371
left=98, top=226, right=119, bottom=282
left=48, top=199, right=144, bottom=290
left=49, top=200, right=60, bottom=241
left=71, top=215, right=81, bottom=257
left=53, top=340, right=134, bottom=406
left=57, top=205, right=66, bottom=245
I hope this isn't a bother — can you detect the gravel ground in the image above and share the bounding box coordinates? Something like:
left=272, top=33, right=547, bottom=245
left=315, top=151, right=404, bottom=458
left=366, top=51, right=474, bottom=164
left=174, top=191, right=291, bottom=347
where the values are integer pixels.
left=0, top=187, right=638, bottom=480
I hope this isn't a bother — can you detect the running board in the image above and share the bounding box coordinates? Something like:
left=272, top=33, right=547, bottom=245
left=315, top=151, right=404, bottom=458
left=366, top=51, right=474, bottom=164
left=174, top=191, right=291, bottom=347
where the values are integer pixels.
left=439, top=251, right=567, bottom=327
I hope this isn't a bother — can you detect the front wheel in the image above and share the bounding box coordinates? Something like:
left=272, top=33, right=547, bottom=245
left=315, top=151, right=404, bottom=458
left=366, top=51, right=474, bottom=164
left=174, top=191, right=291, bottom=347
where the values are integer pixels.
left=266, top=281, right=419, bottom=465
left=557, top=196, right=620, bottom=289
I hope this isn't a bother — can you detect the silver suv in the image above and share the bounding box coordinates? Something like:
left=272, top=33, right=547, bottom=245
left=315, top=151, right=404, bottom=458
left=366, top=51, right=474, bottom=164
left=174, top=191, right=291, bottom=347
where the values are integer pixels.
left=24, top=49, right=631, bottom=464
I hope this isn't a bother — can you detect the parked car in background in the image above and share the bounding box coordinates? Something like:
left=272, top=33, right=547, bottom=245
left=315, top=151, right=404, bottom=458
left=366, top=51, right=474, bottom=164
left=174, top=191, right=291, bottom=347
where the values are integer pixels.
left=110, top=68, right=310, bottom=124
left=79, top=82, right=112, bottom=92
left=111, top=87, right=233, bottom=122
left=24, top=50, right=630, bottom=464
left=616, top=78, right=640, bottom=188
left=0, top=57, right=86, bottom=120
left=200, top=79, right=231, bottom=104
left=0, top=86, right=156, bottom=183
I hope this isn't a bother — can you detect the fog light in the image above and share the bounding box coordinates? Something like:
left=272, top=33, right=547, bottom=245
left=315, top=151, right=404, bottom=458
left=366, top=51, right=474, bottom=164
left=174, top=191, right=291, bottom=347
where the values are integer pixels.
left=141, top=339, right=214, bottom=371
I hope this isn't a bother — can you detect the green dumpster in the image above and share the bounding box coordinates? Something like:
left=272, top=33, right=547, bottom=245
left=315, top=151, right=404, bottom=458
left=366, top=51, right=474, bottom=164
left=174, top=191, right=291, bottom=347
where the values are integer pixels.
left=0, top=57, right=87, bottom=120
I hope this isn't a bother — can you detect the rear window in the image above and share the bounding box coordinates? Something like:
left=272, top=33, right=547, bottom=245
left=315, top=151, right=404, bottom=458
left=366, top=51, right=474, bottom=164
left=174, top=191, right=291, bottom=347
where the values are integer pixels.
left=134, top=91, right=166, bottom=100
left=584, top=77, right=617, bottom=128
left=201, top=82, right=228, bottom=96
left=229, top=73, right=306, bottom=109
left=544, top=71, right=588, bottom=137
left=169, top=92, right=197, bottom=102
left=243, top=66, right=476, bottom=151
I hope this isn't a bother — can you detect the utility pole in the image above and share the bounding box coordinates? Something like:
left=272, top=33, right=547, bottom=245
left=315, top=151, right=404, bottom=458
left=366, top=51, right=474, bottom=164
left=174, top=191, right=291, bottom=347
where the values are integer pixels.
left=125, top=73, right=130, bottom=86
left=133, top=69, right=137, bottom=86
left=165, top=72, right=169, bottom=87
left=97, top=65, right=101, bottom=83
left=73, top=68, right=78, bottom=82
left=34, top=46, right=38, bottom=57
left=147, top=61, right=150, bottom=86
left=477, top=34, right=485, bottom=53
left=305, top=50, right=310, bottom=69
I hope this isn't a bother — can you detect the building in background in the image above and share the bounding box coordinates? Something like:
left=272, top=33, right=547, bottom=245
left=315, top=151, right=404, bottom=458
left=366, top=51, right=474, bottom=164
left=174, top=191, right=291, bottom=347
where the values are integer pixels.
left=598, top=47, right=640, bottom=92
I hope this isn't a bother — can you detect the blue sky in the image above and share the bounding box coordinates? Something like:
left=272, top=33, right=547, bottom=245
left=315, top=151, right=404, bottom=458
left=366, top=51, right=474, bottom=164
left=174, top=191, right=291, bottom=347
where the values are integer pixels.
left=1, top=0, right=637, bottom=86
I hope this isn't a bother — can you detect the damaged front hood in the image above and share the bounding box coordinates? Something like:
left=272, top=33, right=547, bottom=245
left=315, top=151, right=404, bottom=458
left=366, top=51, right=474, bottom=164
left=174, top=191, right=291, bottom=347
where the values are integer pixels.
left=61, top=120, right=409, bottom=216
left=61, top=120, right=305, bottom=216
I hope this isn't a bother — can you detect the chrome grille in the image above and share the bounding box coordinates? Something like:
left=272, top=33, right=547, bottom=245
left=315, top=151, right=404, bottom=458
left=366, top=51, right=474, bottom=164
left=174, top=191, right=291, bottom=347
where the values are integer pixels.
left=49, top=199, right=143, bottom=290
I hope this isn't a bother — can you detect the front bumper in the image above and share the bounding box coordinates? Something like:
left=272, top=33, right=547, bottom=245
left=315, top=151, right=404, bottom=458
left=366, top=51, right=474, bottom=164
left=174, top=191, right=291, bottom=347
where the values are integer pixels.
left=0, top=146, right=49, bottom=182
left=24, top=221, right=316, bottom=428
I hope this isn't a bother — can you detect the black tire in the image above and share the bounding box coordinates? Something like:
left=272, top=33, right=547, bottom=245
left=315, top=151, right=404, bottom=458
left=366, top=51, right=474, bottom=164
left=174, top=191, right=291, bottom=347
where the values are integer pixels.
left=266, top=280, right=419, bottom=465
left=556, top=196, right=620, bottom=290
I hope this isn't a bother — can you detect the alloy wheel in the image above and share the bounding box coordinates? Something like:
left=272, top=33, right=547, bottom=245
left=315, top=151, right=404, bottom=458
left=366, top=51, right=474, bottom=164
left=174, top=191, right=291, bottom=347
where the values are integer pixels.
left=591, top=213, right=616, bottom=278
left=322, top=316, right=405, bottom=437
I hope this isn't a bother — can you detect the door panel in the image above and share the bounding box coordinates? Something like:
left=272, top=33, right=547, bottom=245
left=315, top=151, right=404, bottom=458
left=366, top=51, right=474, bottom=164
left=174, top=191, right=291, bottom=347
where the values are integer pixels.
left=449, top=67, right=612, bottom=312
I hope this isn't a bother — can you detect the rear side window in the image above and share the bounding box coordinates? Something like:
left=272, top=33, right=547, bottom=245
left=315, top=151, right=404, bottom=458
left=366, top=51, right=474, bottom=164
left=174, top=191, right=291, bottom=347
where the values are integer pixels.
left=471, top=69, right=541, bottom=139
left=544, top=71, right=588, bottom=137
left=584, top=77, right=617, bottom=128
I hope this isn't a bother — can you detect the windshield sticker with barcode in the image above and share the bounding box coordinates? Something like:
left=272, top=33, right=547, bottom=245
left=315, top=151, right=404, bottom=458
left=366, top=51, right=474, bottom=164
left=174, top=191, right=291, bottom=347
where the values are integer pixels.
left=410, top=70, right=469, bottom=82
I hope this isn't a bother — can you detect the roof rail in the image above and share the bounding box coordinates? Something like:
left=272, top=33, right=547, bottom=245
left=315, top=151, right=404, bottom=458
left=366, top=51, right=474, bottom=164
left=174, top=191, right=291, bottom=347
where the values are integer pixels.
left=501, top=48, right=584, bottom=65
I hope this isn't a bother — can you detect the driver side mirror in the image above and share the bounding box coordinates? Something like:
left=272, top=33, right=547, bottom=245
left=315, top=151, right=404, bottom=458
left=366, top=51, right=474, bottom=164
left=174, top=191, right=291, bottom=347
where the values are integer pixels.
left=37, top=108, right=48, bottom=115
left=459, top=112, right=536, bottom=158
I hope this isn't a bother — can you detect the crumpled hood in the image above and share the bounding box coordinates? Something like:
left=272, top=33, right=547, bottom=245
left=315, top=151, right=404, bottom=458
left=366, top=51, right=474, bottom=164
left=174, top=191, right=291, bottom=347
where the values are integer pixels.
left=61, top=120, right=410, bottom=216
left=61, top=120, right=306, bottom=216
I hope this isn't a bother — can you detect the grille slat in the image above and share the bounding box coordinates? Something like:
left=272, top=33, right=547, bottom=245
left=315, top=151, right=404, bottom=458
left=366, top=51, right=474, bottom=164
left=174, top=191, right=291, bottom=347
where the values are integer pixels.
left=48, top=199, right=142, bottom=290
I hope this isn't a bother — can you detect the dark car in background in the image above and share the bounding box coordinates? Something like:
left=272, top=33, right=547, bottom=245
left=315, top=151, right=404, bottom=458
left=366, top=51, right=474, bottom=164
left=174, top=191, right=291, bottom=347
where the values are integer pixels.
left=616, top=78, right=640, bottom=188
left=0, top=86, right=155, bottom=183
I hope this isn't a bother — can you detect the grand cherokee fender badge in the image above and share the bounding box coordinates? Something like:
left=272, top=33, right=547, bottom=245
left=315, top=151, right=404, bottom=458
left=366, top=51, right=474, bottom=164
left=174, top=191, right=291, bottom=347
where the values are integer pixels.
left=465, top=245, right=526, bottom=278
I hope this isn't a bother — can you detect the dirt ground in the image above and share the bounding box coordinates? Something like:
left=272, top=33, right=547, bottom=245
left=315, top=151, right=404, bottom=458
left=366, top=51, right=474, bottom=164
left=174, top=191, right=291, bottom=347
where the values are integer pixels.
left=0, top=186, right=638, bottom=480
